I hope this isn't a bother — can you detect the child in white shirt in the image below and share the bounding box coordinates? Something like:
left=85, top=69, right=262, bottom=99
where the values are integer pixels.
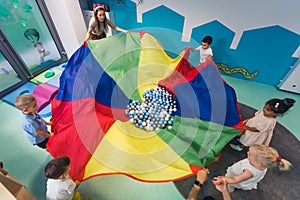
left=45, top=156, right=82, bottom=200
left=192, top=35, right=214, bottom=64
left=213, top=144, right=291, bottom=193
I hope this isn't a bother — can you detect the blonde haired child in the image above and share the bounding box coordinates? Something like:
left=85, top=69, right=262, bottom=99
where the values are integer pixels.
left=230, top=98, right=295, bottom=151
left=213, top=144, right=291, bottom=193
left=14, top=94, right=53, bottom=149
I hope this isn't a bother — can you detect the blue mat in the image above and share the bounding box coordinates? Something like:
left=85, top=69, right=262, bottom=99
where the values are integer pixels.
left=2, top=82, right=37, bottom=107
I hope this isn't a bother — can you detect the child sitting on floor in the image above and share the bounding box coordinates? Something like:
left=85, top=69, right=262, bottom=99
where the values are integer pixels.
left=213, top=144, right=291, bottom=193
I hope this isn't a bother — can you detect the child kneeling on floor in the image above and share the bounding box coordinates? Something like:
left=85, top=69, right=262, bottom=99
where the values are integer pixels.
left=45, top=156, right=82, bottom=200
left=213, top=144, right=291, bottom=193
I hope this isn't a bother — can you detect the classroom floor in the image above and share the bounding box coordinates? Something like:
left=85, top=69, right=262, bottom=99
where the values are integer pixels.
left=0, top=75, right=299, bottom=200
left=176, top=103, right=300, bottom=200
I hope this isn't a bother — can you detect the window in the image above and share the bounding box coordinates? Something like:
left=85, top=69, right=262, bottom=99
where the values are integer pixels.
left=0, top=0, right=67, bottom=98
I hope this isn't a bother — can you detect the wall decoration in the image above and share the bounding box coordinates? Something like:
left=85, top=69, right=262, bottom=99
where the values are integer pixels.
left=216, top=63, right=258, bottom=79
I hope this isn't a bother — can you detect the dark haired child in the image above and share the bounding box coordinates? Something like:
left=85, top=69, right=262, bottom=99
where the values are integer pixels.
left=45, top=156, right=82, bottom=200
left=192, top=35, right=214, bottom=64
left=230, top=98, right=295, bottom=151
left=14, top=94, right=53, bottom=149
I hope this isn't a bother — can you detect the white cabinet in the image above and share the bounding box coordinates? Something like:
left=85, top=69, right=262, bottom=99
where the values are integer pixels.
left=278, top=58, right=300, bottom=94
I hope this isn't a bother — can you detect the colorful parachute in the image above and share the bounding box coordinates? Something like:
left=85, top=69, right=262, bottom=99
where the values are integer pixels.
left=47, top=32, right=243, bottom=182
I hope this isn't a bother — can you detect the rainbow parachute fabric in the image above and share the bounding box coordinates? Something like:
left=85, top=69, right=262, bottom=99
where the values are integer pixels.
left=48, top=32, right=243, bottom=182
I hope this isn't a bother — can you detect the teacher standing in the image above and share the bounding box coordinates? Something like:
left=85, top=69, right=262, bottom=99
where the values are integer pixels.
left=85, top=6, right=128, bottom=41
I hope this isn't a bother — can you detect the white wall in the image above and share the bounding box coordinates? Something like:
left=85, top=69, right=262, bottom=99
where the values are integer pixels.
left=45, top=0, right=300, bottom=58
left=132, top=0, right=300, bottom=93
left=44, top=0, right=300, bottom=93
left=44, top=0, right=87, bottom=56
left=133, top=0, right=300, bottom=51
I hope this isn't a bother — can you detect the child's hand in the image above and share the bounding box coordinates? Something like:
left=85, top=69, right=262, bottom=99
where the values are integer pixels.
left=214, top=179, right=229, bottom=193
left=244, top=125, right=259, bottom=132
left=212, top=177, right=220, bottom=184
left=75, top=180, right=81, bottom=188
left=49, top=132, right=54, bottom=138
left=212, top=176, right=224, bottom=185
left=46, top=121, right=53, bottom=126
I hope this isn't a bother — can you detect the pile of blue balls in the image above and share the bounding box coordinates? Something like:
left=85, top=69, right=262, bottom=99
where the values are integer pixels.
left=125, top=86, right=177, bottom=131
